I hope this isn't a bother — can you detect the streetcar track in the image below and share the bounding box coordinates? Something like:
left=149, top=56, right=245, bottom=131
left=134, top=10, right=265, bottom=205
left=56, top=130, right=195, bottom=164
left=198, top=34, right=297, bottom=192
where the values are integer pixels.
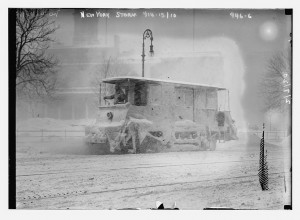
left=16, top=157, right=287, bottom=177
left=17, top=171, right=287, bottom=202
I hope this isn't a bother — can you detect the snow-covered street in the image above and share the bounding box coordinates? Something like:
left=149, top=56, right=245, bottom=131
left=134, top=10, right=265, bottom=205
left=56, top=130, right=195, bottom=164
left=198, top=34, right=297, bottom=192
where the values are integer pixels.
left=16, top=133, right=291, bottom=210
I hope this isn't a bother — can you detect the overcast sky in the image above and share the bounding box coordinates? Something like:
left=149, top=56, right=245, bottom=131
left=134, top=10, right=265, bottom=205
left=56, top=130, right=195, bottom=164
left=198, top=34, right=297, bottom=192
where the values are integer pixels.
left=50, top=8, right=291, bottom=126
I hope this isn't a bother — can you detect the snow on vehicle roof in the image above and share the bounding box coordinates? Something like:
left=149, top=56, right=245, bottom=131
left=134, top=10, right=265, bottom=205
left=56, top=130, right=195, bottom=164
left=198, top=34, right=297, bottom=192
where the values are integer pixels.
left=102, top=76, right=226, bottom=90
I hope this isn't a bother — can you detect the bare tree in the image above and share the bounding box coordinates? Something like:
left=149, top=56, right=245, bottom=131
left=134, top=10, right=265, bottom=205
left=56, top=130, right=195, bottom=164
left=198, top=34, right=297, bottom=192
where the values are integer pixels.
left=260, top=51, right=291, bottom=113
left=16, top=9, right=59, bottom=100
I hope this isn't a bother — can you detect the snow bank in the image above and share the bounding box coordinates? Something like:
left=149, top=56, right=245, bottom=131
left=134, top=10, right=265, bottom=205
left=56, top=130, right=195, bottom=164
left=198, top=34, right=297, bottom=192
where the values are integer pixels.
left=246, top=133, right=280, bottom=149
left=17, top=118, right=95, bottom=131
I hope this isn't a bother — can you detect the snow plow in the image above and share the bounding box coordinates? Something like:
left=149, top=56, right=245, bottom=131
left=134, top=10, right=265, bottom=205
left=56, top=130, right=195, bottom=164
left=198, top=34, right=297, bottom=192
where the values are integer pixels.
left=85, top=76, right=237, bottom=154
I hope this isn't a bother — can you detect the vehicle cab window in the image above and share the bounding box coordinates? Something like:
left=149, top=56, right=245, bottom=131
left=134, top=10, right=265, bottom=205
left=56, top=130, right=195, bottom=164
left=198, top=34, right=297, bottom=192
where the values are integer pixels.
left=134, top=82, right=147, bottom=106
left=103, top=83, right=128, bottom=105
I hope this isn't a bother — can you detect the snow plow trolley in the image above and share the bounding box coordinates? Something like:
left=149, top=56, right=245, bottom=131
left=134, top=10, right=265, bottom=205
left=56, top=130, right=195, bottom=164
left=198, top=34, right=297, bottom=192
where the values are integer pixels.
left=85, top=76, right=238, bottom=154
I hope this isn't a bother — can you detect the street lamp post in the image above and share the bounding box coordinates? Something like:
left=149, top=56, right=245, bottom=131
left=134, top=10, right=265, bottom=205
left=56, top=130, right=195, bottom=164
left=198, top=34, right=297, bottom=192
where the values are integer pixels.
left=141, top=29, right=154, bottom=77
